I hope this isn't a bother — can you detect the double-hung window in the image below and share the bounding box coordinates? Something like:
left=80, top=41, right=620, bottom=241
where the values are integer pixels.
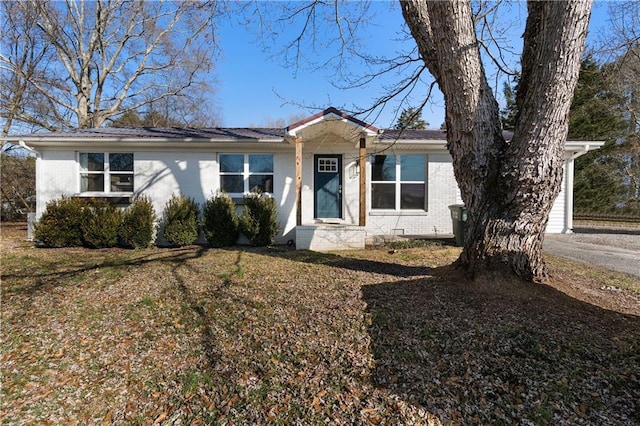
left=219, top=154, right=274, bottom=195
left=79, top=152, right=134, bottom=193
left=371, top=154, right=426, bottom=210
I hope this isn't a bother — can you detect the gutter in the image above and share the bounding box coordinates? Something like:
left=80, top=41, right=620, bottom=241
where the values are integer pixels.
left=19, top=140, right=40, bottom=155
left=568, top=144, right=591, bottom=160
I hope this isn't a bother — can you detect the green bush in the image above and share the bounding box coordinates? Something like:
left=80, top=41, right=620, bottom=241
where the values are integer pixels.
left=119, top=196, right=155, bottom=248
left=34, top=196, right=89, bottom=247
left=239, top=194, right=279, bottom=246
left=82, top=200, right=123, bottom=248
left=202, top=192, right=239, bottom=247
left=161, top=194, right=199, bottom=246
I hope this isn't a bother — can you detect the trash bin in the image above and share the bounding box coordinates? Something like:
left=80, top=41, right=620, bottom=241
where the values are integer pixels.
left=448, top=204, right=467, bottom=247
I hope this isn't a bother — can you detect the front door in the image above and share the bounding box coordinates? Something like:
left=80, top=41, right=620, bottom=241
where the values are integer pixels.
left=314, top=154, right=342, bottom=219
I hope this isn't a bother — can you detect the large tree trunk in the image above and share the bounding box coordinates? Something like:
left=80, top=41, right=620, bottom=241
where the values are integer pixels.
left=401, top=0, right=592, bottom=281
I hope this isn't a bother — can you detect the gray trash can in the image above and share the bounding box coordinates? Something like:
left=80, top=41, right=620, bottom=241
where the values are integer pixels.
left=448, top=204, right=467, bottom=247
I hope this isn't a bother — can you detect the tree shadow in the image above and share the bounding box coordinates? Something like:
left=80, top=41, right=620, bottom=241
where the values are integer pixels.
left=162, top=246, right=225, bottom=372
left=251, top=246, right=432, bottom=277
left=3, top=239, right=232, bottom=387
left=1, top=246, right=207, bottom=297
left=362, top=265, right=640, bottom=424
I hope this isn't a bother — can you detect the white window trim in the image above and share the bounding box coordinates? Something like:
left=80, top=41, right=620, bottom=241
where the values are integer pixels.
left=218, top=153, right=274, bottom=196
left=370, top=154, right=427, bottom=211
left=78, top=152, right=134, bottom=195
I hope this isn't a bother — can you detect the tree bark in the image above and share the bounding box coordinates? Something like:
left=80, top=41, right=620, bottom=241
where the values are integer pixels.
left=401, top=0, right=592, bottom=281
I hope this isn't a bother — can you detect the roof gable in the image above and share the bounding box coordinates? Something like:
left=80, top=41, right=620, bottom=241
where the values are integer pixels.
left=286, top=107, right=379, bottom=137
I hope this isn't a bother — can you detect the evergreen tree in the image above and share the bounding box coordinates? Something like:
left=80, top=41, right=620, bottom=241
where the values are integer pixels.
left=394, top=107, right=428, bottom=130
left=499, top=55, right=638, bottom=215
left=571, top=55, right=639, bottom=214
left=500, top=76, right=519, bottom=131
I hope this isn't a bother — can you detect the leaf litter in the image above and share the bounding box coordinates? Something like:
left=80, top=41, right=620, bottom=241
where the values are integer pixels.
left=1, top=223, right=638, bottom=425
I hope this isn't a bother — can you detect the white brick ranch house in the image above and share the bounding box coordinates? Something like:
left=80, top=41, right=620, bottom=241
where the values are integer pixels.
left=8, top=107, right=603, bottom=250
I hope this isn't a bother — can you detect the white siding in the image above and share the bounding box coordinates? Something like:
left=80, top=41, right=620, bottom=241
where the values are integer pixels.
left=546, top=162, right=569, bottom=233
left=36, top=149, right=78, bottom=217
left=273, top=152, right=297, bottom=241
left=135, top=151, right=216, bottom=218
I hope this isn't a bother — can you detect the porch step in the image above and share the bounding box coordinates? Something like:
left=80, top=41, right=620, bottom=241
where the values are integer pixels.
left=295, top=224, right=366, bottom=251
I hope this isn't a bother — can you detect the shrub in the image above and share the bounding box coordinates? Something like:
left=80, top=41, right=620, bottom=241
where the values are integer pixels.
left=202, top=192, right=239, bottom=247
left=239, top=193, right=279, bottom=246
left=119, top=196, right=155, bottom=248
left=34, top=196, right=88, bottom=247
left=82, top=200, right=123, bottom=248
left=161, top=194, right=199, bottom=246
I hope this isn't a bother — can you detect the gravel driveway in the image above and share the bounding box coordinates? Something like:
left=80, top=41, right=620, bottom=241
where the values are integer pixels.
left=543, top=232, right=640, bottom=277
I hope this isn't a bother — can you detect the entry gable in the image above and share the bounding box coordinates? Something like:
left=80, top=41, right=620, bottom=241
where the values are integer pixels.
left=285, top=107, right=379, bottom=143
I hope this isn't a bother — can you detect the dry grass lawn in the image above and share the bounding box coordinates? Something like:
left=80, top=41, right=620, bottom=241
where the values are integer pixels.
left=2, top=222, right=639, bottom=425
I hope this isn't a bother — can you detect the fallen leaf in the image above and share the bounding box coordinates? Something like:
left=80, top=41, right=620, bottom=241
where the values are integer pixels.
left=102, top=409, right=113, bottom=425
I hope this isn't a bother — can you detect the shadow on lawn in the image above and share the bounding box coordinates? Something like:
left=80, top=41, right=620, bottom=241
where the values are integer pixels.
left=3, top=239, right=226, bottom=379
left=1, top=246, right=207, bottom=297
left=362, top=265, right=640, bottom=424
left=256, top=247, right=432, bottom=277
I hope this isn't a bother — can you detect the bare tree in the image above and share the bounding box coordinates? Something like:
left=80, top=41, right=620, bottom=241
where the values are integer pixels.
left=0, top=2, right=59, bottom=140
left=603, top=1, right=640, bottom=131
left=0, top=153, right=35, bottom=220
left=1, top=0, right=219, bottom=132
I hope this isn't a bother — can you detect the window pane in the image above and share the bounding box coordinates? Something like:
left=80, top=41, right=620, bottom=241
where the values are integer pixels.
left=249, top=155, right=273, bottom=173
left=400, top=184, right=425, bottom=209
left=371, top=183, right=395, bottom=209
left=110, top=174, right=133, bottom=192
left=220, top=154, right=244, bottom=172
left=80, top=173, right=104, bottom=192
left=110, top=153, right=133, bottom=171
left=249, top=174, right=273, bottom=193
left=318, top=158, right=338, bottom=173
left=221, top=175, right=244, bottom=193
left=371, top=155, right=396, bottom=181
left=80, top=153, right=104, bottom=171
left=401, top=155, right=425, bottom=181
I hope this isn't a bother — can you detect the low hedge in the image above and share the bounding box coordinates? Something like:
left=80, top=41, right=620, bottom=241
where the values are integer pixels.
left=119, top=196, right=155, bottom=248
left=82, top=200, right=123, bottom=248
left=202, top=192, right=239, bottom=247
left=34, top=196, right=89, bottom=247
left=239, top=193, right=279, bottom=247
left=161, top=194, right=200, bottom=247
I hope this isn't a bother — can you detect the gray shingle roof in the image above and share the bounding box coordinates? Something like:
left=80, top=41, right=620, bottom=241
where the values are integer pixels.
left=11, top=127, right=285, bottom=140
left=6, top=126, right=514, bottom=142
left=380, top=129, right=448, bottom=140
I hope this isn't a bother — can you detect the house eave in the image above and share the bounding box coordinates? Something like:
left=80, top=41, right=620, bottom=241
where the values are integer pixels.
left=5, top=136, right=286, bottom=148
left=286, top=107, right=379, bottom=140
left=564, top=140, right=605, bottom=156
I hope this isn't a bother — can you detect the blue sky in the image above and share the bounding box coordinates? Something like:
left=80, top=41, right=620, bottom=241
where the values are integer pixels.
left=215, top=1, right=611, bottom=129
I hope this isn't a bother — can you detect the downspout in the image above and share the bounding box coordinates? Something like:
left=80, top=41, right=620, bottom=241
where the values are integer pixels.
left=564, top=144, right=590, bottom=233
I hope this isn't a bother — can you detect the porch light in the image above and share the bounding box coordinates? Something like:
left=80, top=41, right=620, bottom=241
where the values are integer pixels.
left=350, top=162, right=360, bottom=179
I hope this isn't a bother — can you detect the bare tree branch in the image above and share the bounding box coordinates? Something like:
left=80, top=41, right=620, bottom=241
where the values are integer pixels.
left=1, top=0, right=220, bottom=133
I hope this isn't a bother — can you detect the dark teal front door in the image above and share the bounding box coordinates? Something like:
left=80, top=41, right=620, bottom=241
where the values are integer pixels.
left=314, top=155, right=342, bottom=219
